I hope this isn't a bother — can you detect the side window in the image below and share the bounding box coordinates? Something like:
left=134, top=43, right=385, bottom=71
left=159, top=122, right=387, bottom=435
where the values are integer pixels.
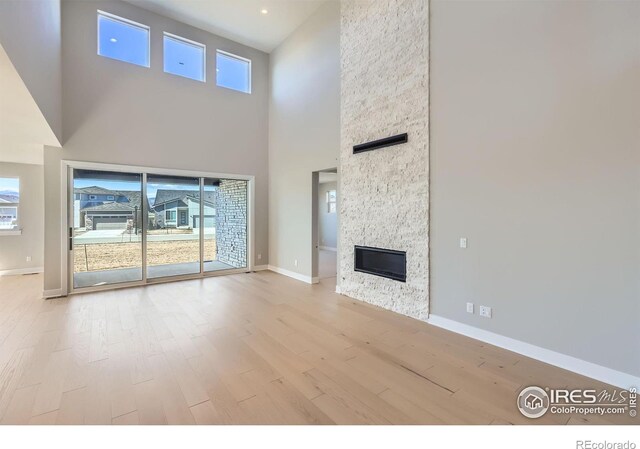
left=327, top=190, right=337, bottom=214
left=0, top=177, right=19, bottom=230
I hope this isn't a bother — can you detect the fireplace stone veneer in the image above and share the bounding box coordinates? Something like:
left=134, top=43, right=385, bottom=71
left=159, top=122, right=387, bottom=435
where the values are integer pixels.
left=338, top=0, right=429, bottom=321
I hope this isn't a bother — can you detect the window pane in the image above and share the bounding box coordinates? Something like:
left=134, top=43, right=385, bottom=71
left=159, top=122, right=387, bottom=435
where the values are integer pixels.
left=216, top=51, right=251, bottom=93
left=0, top=207, right=17, bottom=228
left=147, top=174, right=201, bottom=279
left=164, top=34, right=205, bottom=82
left=0, top=177, right=19, bottom=203
left=98, top=12, right=149, bottom=67
left=72, top=169, right=143, bottom=288
left=0, top=177, right=19, bottom=229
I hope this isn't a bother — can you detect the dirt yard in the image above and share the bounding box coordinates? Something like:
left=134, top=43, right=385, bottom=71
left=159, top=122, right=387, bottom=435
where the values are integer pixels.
left=147, top=228, right=194, bottom=235
left=74, top=239, right=217, bottom=272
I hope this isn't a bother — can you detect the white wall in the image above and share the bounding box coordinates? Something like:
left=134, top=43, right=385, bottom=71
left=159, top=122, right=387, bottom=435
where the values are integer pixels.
left=318, top=181, right=337, bottom=249
left=0, top=0, right=62, bottom=142
left=43, top=0, right=269, bottom=291
left=0, top=43, right=60, bottom=165
left=268, top=2, right=340, bottom=278
left=430, top=0, right=640, bottom=377
left=0, top=162, right=44, bottom=274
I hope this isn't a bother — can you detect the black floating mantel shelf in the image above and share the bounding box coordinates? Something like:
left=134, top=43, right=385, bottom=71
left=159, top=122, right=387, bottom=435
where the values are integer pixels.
left=353, top=133, right=408, bottom=154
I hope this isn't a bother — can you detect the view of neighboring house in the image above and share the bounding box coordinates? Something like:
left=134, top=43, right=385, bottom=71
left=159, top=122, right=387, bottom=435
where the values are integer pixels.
left=0, top=191, right=19, bottom=229
left=152, top=189, right=215, bottom=229
left=74, top=186, right=146, bottom=231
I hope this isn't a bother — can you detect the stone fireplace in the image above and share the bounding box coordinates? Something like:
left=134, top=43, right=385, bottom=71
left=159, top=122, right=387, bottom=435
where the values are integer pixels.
left=338, top=0, right=429, bottom=321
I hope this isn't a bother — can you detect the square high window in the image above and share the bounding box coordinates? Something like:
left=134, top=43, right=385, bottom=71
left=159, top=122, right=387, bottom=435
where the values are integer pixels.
left=216, top=50, right=251, bottom=93
left=164, top=33, right=206, bottom=82
left=98, top=10, right=150, bottom=67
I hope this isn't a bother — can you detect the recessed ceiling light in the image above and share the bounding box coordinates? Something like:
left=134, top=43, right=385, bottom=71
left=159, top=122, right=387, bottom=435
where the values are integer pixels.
left=110, top=37, right=117, bottom=43
left=261, top=9, right=268, bottom=15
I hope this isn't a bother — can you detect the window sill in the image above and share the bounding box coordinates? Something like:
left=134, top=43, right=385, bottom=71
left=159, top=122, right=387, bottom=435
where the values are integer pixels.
left=0, top=229, right=22, bottom=236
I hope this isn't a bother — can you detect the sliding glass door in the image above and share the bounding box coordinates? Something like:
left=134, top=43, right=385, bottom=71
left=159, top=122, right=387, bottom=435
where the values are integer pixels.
left=69, top=166, right=251, bottom=292
left=146, top=174, right=201, bottom=279
left=72, top=169, right=143, bottom=289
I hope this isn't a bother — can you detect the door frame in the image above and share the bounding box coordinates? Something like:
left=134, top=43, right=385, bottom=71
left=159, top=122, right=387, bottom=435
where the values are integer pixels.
left=61, top=160, right=255, bottom=295
left=311, top=168, right=338, bottom=283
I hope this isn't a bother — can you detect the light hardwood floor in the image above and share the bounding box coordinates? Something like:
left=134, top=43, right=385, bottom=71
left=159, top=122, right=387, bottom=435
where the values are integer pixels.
left=0, top=272, right=633, bottom=425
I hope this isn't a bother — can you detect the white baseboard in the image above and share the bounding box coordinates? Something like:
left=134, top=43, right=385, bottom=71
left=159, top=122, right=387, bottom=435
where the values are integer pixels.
left=0, top=266, right=43, bottom=276
left=319, top=246, right=337, bottom=252
left=252, top=264, right=268, bottom=271
left=267, top=265, right=314, bottom=284
left=427, top=314, right=640, bottom=389
left=43, top=288, right=64, bottom=299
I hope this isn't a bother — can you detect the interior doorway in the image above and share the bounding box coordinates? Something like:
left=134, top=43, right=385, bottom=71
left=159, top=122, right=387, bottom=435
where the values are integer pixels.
left=312, top=168, right=338, bottom=282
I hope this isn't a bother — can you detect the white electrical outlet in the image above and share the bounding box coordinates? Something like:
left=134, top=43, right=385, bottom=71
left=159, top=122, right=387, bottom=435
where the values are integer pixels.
left=466, top=302, right=474, bottom=314
left=479, top=306, right=492, bottom=318
left=26, top=256, right=31, bottom=262
left=294, top=259, right=298, bottom=267
left=257, top=253, right=262, bottom=260
left=459, top=238, right=467, bottom=249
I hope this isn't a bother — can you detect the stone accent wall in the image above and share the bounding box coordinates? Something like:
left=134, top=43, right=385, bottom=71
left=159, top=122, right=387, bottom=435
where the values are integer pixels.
left=215, top=180, right=248, bottom=268
left=339, top=0, right=429, bottom=320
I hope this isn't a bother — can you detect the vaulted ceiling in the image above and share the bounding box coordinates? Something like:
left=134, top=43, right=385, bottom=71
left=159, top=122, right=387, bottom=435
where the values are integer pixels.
left=125, top=0, right=329, bottom=52
left=0, top=44, right=59, bottom=164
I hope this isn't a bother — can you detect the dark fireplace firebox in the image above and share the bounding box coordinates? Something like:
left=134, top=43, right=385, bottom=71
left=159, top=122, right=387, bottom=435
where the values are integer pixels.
left=354, top=246, right=406, bottom=282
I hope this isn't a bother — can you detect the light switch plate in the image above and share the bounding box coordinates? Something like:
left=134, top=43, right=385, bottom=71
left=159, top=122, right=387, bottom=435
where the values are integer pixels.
left=459, top=238, right=467, bottom=249
left=466, top=302, right=474, bottom=314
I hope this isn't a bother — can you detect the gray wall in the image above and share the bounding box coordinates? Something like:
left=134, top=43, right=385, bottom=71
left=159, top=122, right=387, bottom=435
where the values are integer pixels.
left=268, top=2, right=340, bottom=277
left=318, top=181, right=337, bottom=249
left=431, top=0, right=640, bottom=376
left=0, top=162, right=44, bottom=273
left=43, top=0, right=269, bottom=290
left=0, top=0, right=62, bottom=142
left=339, top=0, right=430, bottom=321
